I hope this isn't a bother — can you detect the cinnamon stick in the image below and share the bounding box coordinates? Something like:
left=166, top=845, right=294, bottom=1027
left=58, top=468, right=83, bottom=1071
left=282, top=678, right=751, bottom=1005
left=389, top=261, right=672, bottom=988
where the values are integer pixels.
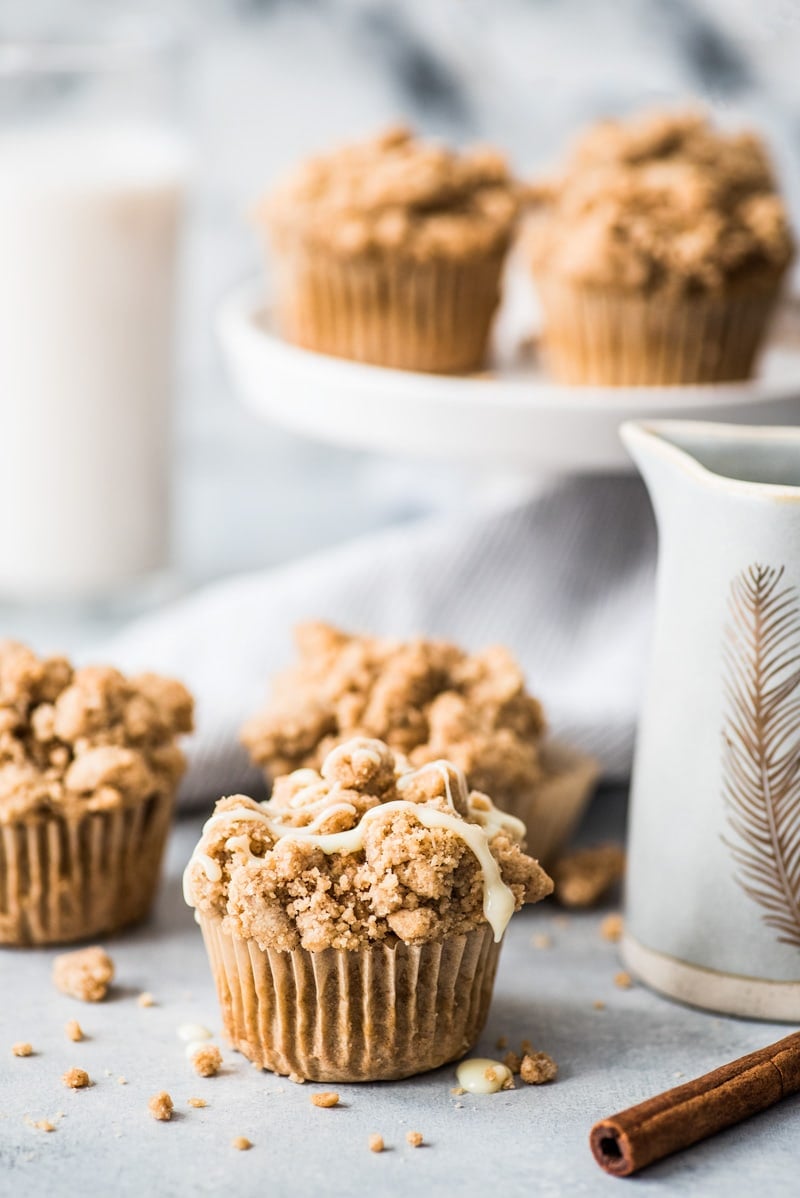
left=590, top=1031, right=800, bottom=1177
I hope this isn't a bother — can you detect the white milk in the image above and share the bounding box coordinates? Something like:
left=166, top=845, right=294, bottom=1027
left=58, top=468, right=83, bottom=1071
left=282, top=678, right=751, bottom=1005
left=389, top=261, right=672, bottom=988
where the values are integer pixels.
left=0, top=125, right=185, bottom=599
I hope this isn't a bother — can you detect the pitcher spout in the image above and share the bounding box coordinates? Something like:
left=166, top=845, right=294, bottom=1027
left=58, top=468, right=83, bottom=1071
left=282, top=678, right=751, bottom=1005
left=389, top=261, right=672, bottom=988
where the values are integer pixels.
left=622, top=420, right=800, bottom=526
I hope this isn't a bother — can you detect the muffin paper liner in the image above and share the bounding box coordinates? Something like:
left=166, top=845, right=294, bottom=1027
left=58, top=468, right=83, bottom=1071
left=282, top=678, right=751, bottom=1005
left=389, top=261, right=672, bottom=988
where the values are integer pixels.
left=199, top=913, right=501, bottom=1082
left=534, top=276, right=783, bottom=385
left=0, top=792, right=174, bottom=946
left=499, top=740, right=601, bottom=868
left=269, top=245, right=505, bottom=373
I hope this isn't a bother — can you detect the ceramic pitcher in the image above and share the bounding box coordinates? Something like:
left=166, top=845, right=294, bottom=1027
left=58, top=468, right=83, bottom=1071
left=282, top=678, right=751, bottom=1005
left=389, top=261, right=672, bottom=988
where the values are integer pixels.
left=621, top=420, right=800, bottom=1020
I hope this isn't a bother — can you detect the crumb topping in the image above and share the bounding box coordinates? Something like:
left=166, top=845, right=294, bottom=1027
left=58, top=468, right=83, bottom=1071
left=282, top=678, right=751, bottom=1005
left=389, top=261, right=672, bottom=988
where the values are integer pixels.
left=65, top=1020, right=84, bottom=1043
left=232, top=1136, right=252, bottom=1151
left=310, top=1091, right=340, bottom=1108
left=187, top=1097, right=207, bottom=1109
left=552, top=844, right=625, bottom=908
left=12, top=1041, right=33, bottom=1057
left=185, top=737, right=552, bottom=952
left=148, top=1092, right=174, bottom=1122
left=0, top=641, right=193, bottom=822
left=614, top=970, right=634, bottom=990
left=260, top=125, right=524, bottom=262
left=528, top=109, right=794, bottom=293
left=53, top=947, right=115, bottom=1003
left=242, top=623, right=546, bottom=818
left=369, top=1133, right=385, bottom=1153
left=406, top=1131, right=424, bottom=1147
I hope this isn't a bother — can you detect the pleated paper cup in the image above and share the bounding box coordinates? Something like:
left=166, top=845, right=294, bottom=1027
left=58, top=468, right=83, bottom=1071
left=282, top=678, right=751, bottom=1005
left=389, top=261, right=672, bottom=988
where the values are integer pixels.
left=499, top=741, right=600, bottom=868
left=0, top=792, right=174, bottom=947
left=199, top=913, right=501, bottom=1082
left=269, top=244, right=506, bottom=374
left=534, top=274, right=784, bottom=385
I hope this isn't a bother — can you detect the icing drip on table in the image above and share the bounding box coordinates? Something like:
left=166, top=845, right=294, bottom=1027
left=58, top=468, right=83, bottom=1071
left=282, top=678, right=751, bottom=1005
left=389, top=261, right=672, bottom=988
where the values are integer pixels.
left=456, top=1058, right=513, bottom=1094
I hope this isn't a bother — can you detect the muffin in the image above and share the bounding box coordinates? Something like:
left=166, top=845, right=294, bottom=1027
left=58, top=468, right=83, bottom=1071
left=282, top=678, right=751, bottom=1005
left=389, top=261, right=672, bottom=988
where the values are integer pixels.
left=240, top=622, right=598, bottom=866
left=526, top=109, right=795, bottom=384
left=256, top=125, right=524, bottom=373
left=0, top=641, right=193, bottom=946
left=184, top=736, right=552, bottom=1081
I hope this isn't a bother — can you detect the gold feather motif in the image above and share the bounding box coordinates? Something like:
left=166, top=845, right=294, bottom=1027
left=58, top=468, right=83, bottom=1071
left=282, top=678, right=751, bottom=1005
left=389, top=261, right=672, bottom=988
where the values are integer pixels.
left=722, top=564, right=800, bottom=949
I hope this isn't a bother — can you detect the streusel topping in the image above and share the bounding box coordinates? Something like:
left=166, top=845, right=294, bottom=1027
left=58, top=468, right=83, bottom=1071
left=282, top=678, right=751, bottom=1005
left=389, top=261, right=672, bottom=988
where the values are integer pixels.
left=260, top=125, right=524, bottom=261
left=527, top=109, right=794, bottom=293
left=0, top=641, right=193, bottom=821
left=184, top=737, right=552, bottom=952
left=241, top=622, right=546, bottom=814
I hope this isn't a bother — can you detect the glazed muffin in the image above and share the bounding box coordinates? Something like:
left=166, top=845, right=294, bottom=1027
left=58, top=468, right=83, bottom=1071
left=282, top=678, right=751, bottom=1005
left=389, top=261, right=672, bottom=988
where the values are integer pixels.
left=527, top=109, right=795, bottom=384
left=0, top=642, right=193, bottom=946
left=256, top=125, right=524, bottom=373
left=184, top=737, right=552, bottom=1082
left=241, top=622, right=599, bottom=866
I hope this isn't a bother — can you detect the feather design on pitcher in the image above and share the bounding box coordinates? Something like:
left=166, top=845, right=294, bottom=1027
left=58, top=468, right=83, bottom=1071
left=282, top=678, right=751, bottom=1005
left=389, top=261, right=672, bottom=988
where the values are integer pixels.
left=722, top=564, right=800, bottom=949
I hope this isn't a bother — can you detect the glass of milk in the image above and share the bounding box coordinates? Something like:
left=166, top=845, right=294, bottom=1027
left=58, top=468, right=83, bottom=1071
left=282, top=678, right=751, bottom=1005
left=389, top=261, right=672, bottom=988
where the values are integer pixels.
left=0, top=28, right=187, bottom=600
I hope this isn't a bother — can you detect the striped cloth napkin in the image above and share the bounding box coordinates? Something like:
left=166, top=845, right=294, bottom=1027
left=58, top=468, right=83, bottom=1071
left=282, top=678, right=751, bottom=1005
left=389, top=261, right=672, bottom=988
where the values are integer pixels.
left=103, top=475, right=656, bottom=808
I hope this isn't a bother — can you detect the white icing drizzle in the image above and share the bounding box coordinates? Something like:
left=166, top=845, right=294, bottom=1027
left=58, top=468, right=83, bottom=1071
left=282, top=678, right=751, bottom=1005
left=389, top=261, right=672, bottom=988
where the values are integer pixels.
left=184, top=745, right=523, bottom=942
left=456, top=1058, right=513, bottom=1094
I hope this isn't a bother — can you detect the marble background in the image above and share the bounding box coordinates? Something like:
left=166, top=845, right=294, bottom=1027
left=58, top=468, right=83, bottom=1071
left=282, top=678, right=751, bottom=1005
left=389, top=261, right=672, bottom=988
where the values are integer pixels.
left=3, top=0, right=800, bottom=650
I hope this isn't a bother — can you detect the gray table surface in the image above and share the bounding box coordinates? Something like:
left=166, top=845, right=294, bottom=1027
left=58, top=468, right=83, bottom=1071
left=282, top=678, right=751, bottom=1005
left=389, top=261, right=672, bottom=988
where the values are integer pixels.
left=1, top=788, right=798, bottom=1198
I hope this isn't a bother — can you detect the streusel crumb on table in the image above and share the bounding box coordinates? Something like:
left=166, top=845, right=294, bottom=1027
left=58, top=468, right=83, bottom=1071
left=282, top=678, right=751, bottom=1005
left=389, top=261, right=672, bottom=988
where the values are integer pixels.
left=148, top=1092, right=174, bottom=1122
left=53, top=947, right=115, bottom=1002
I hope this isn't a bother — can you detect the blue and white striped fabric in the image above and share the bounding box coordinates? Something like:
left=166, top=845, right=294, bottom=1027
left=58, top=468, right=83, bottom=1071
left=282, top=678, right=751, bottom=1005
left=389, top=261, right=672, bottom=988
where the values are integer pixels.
left=103, top=476, right=656, bottom=808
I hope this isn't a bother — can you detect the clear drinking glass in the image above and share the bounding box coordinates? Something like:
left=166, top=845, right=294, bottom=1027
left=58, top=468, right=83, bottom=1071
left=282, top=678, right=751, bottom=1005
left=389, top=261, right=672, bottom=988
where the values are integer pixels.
left=0, top=21, right=187, bottom=601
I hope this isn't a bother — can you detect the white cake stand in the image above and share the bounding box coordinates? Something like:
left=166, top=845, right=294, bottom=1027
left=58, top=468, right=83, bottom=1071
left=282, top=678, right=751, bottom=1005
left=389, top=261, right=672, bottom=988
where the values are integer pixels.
left=217, top=278, right=800, bottom=474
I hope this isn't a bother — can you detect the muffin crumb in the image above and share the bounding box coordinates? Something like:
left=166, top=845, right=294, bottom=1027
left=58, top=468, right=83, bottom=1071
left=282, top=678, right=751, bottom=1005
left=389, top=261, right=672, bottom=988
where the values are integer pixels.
left=288, top=1071, right=305, bottom=1085
left=53, top=947, right=114, bottom=1002
left=552, top=845, right=625, bottom=908
left=191, top=1044, right=222, bottom=1077
left=12, top=1042, right=33, bottom=1057
left=495, top=1035, right=508, bottom=1051
left=232, top=1136, right=252, bottom=1151
left=187, top=1097, right=207, bottom=1109
left=369, top=1133, right=385, bottom=1153
left=450, top=1086, right=465, bottom=1096
left=520, top=1052, right=558, bottom=1085
left=310, top=1091, right=339, bottom=1108
left=406, top=1131, right=424, bottom=1148
left=63, top=1068, right=91, bottom=1089
left=614, top=970, right=634, bottom=989
left=34, top=1119, right=56, bottom=1132
left=503, top=1051, right=522, bottom=1074
left=593, top=999, right=606, bottom=1011
left=65, top=1020, right=84, bottom=1042
left=148, top=1092, right=174, bottom=1121
left=118, top=1077, right=127, bottom=1086
left=137, top=992, right=156, bottom=1008
left=600, top=912, right=624, bottom=942
left=531, top=932, right=552, bottom=950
